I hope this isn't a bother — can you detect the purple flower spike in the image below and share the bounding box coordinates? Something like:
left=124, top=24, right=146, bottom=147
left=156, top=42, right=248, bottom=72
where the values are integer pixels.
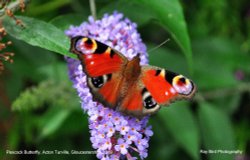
left=65, top=12, right=153, bottom=160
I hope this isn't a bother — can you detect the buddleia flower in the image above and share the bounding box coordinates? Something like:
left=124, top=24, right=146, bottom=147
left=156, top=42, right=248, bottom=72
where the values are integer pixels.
left=65, top=12, right=153, bottom=160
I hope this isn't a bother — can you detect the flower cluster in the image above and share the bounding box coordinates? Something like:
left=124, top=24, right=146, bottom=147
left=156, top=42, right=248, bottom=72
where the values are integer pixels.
left=65, top=12, right=153, bottom=159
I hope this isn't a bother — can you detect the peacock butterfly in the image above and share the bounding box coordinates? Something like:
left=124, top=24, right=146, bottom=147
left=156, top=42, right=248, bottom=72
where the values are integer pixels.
left=70, top=36, right=196, bottom=118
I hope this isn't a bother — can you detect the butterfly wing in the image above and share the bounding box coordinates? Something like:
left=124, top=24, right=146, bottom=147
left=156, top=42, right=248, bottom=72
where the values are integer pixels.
left=140, top=66, right=196, bottom=115
left=116, top=55, right=145, bottom=117
left=70, top=36, right=128, bottom=77
left=70, top=36, right=128, bottom=108
left=119, top=65, right=196, bottom=117
left=70, top=36, right=196, bottom=117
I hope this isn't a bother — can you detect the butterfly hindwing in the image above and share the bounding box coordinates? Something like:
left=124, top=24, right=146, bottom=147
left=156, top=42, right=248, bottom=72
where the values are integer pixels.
left=117, top=57, right=145, bottom=117
left=70, top=36, right=128, bottom=108
left=87, top=72, right=123, bottom=108
left=118, top=75, right=161, bottom=118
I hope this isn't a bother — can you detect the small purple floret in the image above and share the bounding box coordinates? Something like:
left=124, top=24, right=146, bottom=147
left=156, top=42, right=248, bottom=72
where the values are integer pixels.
left=65, top=12, right=153, bottom=159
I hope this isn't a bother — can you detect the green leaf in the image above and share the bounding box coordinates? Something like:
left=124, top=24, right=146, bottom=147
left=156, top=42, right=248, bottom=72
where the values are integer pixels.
left=158, top=102, right=200, bottom=160
left=192, top=38, right=242, bottom=90
left=55, top=109, right=88, bottom=137
left=149, top=118, right=179, bottom=159
left=98, top=1, right=153, bottom=27
left=39, top=108, right=71, bottom=140
left=135, top=0, right=193, bottom=72
left=9, top=36, right=57, bottom=67
left=2, top=16, right=76, bottom=59
left=50, top=14, right=87, bottom=31
left=213, top=94, right=241, bottom=115
left=26, top=0, right=71, bottom=16
left=37, top=62, right=69, bottom=81
left=198, top=102, right=235, bottom=160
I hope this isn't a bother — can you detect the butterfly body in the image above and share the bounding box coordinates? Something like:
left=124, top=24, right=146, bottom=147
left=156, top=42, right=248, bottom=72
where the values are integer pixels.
left=70, top=36, right=196, bottom=118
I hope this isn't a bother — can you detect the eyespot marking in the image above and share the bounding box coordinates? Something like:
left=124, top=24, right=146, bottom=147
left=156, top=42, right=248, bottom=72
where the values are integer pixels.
left=141, top=88, right=159, bottom=109
left=82, top=38, right=93, bottom=49
left=85, top=38, right=93, bottom=45
left=177, top=77, right=186, bottom=86
left=172, top=75, right=194, bottom=95
left=88, top=74, right=111, bottom=89
left=144, top=96, right=158, bottom=109
left=75, top=38, right=97, bottom=54
left=90, top=76, right=104, bottom=88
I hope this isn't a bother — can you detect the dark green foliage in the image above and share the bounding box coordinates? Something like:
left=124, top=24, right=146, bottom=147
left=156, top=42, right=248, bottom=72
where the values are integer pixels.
left=3, top=16, right=76, bottom=59
left=12, top=80, right=77, bottom=111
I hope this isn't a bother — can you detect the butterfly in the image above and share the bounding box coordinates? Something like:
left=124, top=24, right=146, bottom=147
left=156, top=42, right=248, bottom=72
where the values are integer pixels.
left=70, top=36, right=196, bottom=118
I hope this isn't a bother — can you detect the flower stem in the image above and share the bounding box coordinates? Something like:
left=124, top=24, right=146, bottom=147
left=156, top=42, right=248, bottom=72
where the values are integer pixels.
left=89, top=0, right=97, bottom=20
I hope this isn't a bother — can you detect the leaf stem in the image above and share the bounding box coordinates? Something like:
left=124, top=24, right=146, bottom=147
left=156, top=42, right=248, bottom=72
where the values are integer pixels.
left=89, top=0, right=97, bottom=20
left=0, top=0, right=30, bottom=18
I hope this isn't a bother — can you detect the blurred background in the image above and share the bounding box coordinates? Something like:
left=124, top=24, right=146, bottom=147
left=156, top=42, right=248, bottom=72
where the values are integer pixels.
left=0, top=0, right=250, bottom=159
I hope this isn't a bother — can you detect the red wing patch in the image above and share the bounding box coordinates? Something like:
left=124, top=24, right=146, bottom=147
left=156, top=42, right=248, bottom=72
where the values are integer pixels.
left=142, top=69, right=178, bottom=104
left=119, top=84, right=143, bottom=115
left=81, top=52, right=123, bottom=77
left=142, top=68, right=196, bottom=106
left=70, top=36, right=127, bottom=77
left=98, top=78, right=121, bottom=108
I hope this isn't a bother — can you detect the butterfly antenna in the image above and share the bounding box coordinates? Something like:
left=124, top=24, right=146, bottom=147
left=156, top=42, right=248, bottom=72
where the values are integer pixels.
left=147, top=38, right=170, bottom=53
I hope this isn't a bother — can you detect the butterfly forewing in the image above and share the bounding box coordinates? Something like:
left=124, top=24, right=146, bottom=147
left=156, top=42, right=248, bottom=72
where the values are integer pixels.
left=70, top=36, right=128, bottom=77
left=70, top=36, right=128, bottom=108
left=141, top=66, right=196, bottom=106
